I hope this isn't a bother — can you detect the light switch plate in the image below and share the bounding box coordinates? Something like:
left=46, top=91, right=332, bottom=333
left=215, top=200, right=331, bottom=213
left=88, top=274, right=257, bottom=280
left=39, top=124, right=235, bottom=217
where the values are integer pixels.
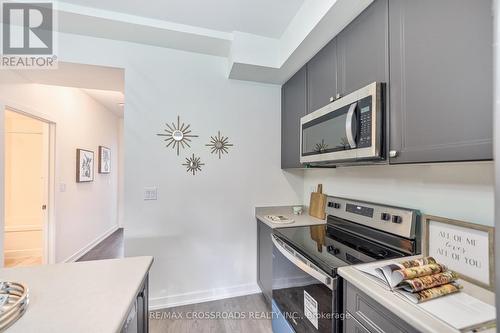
left=59, top=183, right=67, bottom=192
left=144, top=187, right=157, bottom=200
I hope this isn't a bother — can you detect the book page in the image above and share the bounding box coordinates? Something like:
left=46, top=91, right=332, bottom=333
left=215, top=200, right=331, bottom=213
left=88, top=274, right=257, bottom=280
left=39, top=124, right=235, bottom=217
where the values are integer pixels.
left=355, top=262, right=394, bottom=290
left=417, top=292, right=496, bottom=330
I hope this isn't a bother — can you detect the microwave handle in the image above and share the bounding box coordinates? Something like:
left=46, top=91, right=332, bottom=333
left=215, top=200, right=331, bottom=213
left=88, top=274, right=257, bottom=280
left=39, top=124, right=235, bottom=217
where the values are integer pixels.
left=346, top=102, right=358, bottom=148
left=271, top=234, right=333, bottom=290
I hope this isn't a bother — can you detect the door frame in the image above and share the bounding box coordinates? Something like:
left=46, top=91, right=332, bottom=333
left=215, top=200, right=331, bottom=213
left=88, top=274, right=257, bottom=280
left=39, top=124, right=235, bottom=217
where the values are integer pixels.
left=0, top=100, right=57, bottom=266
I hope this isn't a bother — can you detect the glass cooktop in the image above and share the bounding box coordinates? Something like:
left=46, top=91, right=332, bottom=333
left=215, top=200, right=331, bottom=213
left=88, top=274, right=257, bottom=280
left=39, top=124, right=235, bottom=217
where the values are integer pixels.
left=273, top=222, right=408, bottom=277
left=273, top=225, right=349, bottom=277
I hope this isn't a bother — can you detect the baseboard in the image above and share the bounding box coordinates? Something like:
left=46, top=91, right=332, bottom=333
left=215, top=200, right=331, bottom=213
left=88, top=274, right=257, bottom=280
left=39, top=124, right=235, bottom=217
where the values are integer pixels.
left=64, top=225, right=120, bottom=263
left=5, top=248, right=43, bottom=259
left=149, top=283, right=262, bottom=310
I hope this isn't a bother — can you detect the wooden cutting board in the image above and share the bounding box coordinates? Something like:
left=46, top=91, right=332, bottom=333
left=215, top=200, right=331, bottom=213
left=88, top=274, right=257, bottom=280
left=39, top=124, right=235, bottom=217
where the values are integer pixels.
left=309, top=184, right=327, bottom=220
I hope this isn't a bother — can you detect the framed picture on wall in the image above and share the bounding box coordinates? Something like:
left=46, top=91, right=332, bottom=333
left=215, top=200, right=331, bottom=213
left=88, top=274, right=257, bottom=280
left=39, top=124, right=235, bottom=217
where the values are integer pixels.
left=98, top=146, right=111, bottom=174
left=422, top=215, right=495, bottom=291
left=76, top=149, right=94, bottom=182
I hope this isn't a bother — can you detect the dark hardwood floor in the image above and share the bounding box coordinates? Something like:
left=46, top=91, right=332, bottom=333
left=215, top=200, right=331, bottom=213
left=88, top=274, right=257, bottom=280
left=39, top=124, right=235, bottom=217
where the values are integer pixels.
left=76, top=228, right=271, bottom=332
left=150, top=294, right=272, bottom=333
left=77, top=228, right=124, bottom=261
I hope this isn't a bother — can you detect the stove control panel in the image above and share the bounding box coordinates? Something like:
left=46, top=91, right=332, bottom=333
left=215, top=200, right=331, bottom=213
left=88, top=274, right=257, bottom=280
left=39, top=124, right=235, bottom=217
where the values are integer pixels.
left=380, top=213, right=391, bottom=221
left=325, top=196, right=420, bottom=239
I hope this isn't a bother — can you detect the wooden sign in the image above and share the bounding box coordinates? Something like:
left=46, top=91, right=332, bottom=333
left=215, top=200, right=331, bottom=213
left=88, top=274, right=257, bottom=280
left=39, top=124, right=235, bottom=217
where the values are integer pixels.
left=423, top=215, right=495, bottom=291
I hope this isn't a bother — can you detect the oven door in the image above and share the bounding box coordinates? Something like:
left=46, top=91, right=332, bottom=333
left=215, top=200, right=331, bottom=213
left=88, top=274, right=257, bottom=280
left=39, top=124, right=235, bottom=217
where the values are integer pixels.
left=271, top=235, right=341, bottom=333
left=300, top=82, right=382, bottom=164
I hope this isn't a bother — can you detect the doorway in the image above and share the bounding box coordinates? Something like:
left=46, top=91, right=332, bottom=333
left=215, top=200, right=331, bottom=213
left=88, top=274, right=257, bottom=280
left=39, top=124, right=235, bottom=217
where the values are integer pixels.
left=4, top=109, right=51, bottom=267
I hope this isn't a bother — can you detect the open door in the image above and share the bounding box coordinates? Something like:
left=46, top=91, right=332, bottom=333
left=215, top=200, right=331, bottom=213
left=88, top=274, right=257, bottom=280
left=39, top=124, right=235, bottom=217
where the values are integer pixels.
left=4, top=109, right=50, bottom=267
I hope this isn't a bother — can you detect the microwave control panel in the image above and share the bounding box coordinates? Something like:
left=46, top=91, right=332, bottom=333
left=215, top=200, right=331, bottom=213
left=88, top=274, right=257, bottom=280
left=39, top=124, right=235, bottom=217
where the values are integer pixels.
left=358, top=96, right=372, bottom=148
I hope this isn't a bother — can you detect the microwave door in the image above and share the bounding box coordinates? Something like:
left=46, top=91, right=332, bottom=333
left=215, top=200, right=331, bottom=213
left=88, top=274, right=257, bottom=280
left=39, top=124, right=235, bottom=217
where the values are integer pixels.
left=301, top=103, right=359, bottom=163
left=302, top=107, right=351, bottom=155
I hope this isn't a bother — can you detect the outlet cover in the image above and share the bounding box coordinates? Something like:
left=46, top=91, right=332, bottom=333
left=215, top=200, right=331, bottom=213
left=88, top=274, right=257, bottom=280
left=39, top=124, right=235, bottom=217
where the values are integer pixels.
left=144, top=187, right=157, bottom=200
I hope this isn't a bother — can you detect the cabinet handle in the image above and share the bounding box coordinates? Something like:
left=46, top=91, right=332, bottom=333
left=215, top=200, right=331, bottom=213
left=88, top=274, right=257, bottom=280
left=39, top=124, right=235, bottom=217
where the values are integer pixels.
left=329, top=96, right=334, bottom=102
left=389, top=150, right=398, bottom=158
left=336, top=93, right=342, bottom=100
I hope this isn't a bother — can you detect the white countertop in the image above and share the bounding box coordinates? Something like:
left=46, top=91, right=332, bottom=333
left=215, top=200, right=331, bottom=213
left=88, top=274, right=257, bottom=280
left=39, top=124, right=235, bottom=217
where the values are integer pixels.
left=255, top=206, right=326, bottom=229
left=338, top=257, right=496, bottom=333
left=1, top=256, right=154, bottom=333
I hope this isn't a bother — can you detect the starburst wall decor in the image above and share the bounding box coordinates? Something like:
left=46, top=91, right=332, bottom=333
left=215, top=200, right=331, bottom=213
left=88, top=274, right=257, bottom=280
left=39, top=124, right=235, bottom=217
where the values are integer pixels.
left=157, top=116, right=198, bottom=156
left=206, top=131, right=233, bottom=159
left=182, top=154, right=204, bottom=175
left=314, top=139, right=328, bottom=153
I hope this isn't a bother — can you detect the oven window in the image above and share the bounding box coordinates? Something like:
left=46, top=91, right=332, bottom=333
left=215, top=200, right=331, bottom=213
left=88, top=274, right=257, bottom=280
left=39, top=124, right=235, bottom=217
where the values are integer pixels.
left=272, top=242, right=335, bottom=333
left=302, top=105, right=351, bottom=156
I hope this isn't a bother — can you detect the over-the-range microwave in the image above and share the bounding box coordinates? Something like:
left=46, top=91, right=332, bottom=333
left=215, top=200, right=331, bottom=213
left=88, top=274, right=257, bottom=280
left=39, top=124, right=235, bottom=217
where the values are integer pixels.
left=300, top=82, right=385, bottom=165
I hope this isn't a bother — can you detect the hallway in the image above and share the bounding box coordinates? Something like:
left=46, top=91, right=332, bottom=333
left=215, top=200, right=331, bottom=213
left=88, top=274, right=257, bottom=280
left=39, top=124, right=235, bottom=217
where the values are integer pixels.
left=77, top=228, right=124, bottom=261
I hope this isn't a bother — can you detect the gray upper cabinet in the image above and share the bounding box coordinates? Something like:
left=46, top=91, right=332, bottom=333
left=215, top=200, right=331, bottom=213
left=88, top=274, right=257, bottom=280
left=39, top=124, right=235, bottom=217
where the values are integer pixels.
left=281, top=0, right=492, bottom=169
left=281, top=66, right=307, bottom=169
left=389, top=0, right=493, bottom=163
left=337, top=0, right=389, bottom=97
left=307, top=39, right=338, bottom=114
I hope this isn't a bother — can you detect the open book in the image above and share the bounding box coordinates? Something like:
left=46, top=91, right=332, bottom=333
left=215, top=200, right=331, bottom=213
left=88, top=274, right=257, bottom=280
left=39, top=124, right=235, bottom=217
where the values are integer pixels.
left=357, top=257, right=462, bottom=304
left=356, top=257, right=496, bottom=332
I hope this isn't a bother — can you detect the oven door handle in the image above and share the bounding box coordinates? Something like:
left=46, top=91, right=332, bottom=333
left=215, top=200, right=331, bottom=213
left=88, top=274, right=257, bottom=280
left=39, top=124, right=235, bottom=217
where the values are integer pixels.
left=272, top=234, right=333, bottom=290
left=345, top=102, right=358, bottom=149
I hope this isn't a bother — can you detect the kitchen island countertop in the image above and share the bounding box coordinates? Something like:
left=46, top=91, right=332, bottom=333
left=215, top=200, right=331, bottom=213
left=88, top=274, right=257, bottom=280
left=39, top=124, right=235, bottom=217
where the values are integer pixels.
left=338, top=257, right=496, bottom=333
left=1, top=256, right=153, bottom=333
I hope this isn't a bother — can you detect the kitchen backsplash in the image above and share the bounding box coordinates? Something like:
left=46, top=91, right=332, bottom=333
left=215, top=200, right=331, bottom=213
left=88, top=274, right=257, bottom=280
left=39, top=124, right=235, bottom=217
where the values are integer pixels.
left=303, top=162, right=493, bottom=226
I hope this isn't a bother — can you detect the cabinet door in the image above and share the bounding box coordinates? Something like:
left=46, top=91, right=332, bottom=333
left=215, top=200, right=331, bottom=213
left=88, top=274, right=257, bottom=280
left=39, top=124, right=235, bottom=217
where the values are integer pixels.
left=281, top=66, right=307, bottom=169
left=337, top=0, right=389, bottom=96
left=307, top=39, right=338, bottom=114
left=389, top=0, right=493, bottom=163
left=344, top=281, right=419, bottom=333
left=257, top=220, right=272, bottom=305
left=344, top=315, right=370, bottom=333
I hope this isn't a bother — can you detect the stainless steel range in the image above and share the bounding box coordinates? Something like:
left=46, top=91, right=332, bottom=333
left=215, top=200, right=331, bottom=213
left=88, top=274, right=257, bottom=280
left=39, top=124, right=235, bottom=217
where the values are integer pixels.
left=271, top=196, right=420, bottom=333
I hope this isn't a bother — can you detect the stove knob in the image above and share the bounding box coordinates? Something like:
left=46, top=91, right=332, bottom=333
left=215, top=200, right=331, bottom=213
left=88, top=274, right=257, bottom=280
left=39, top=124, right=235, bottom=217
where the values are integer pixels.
left=327, top=202, right=334, bottom=208
left=327, top=245, right=340, bottom=255
left=381, top=213, right=391, bottom=221
left=392, top=215, right=403, bottom=224
left=333, top=203, right=341, bottom=209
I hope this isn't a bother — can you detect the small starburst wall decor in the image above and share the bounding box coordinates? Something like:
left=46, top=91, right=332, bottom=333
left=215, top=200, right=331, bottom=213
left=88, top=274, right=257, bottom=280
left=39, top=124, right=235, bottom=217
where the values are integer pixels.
left=206, top=131, right=234, bottom=159
left=157, top=116, right=198, bottom=156
left=314, top=139, right=328, bottom=153
left=182, top=154, right=204, bottom=175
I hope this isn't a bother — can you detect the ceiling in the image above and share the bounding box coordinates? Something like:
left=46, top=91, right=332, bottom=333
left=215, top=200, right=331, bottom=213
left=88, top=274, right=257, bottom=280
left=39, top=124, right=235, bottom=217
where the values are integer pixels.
left=14, top=62, right=125, bottom=117
left=81, top=89, right=124, bottom=117
left=16, top=62, right=124, bottom=92
left=61, top=0, right=304, bottom=38
left=53, top=0, right=373, bottom=83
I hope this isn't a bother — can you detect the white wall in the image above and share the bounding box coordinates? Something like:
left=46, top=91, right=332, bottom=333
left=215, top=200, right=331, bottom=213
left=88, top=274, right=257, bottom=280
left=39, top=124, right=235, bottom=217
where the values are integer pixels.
left=117, top=118, right=124, bottom=227
left=31, top=29, right=494, bottom=310
left=304, top=162, right=494, bottom=226
left=47, top=32, right=303, bottom=308
left=0, top=71, right=121, bottom=262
